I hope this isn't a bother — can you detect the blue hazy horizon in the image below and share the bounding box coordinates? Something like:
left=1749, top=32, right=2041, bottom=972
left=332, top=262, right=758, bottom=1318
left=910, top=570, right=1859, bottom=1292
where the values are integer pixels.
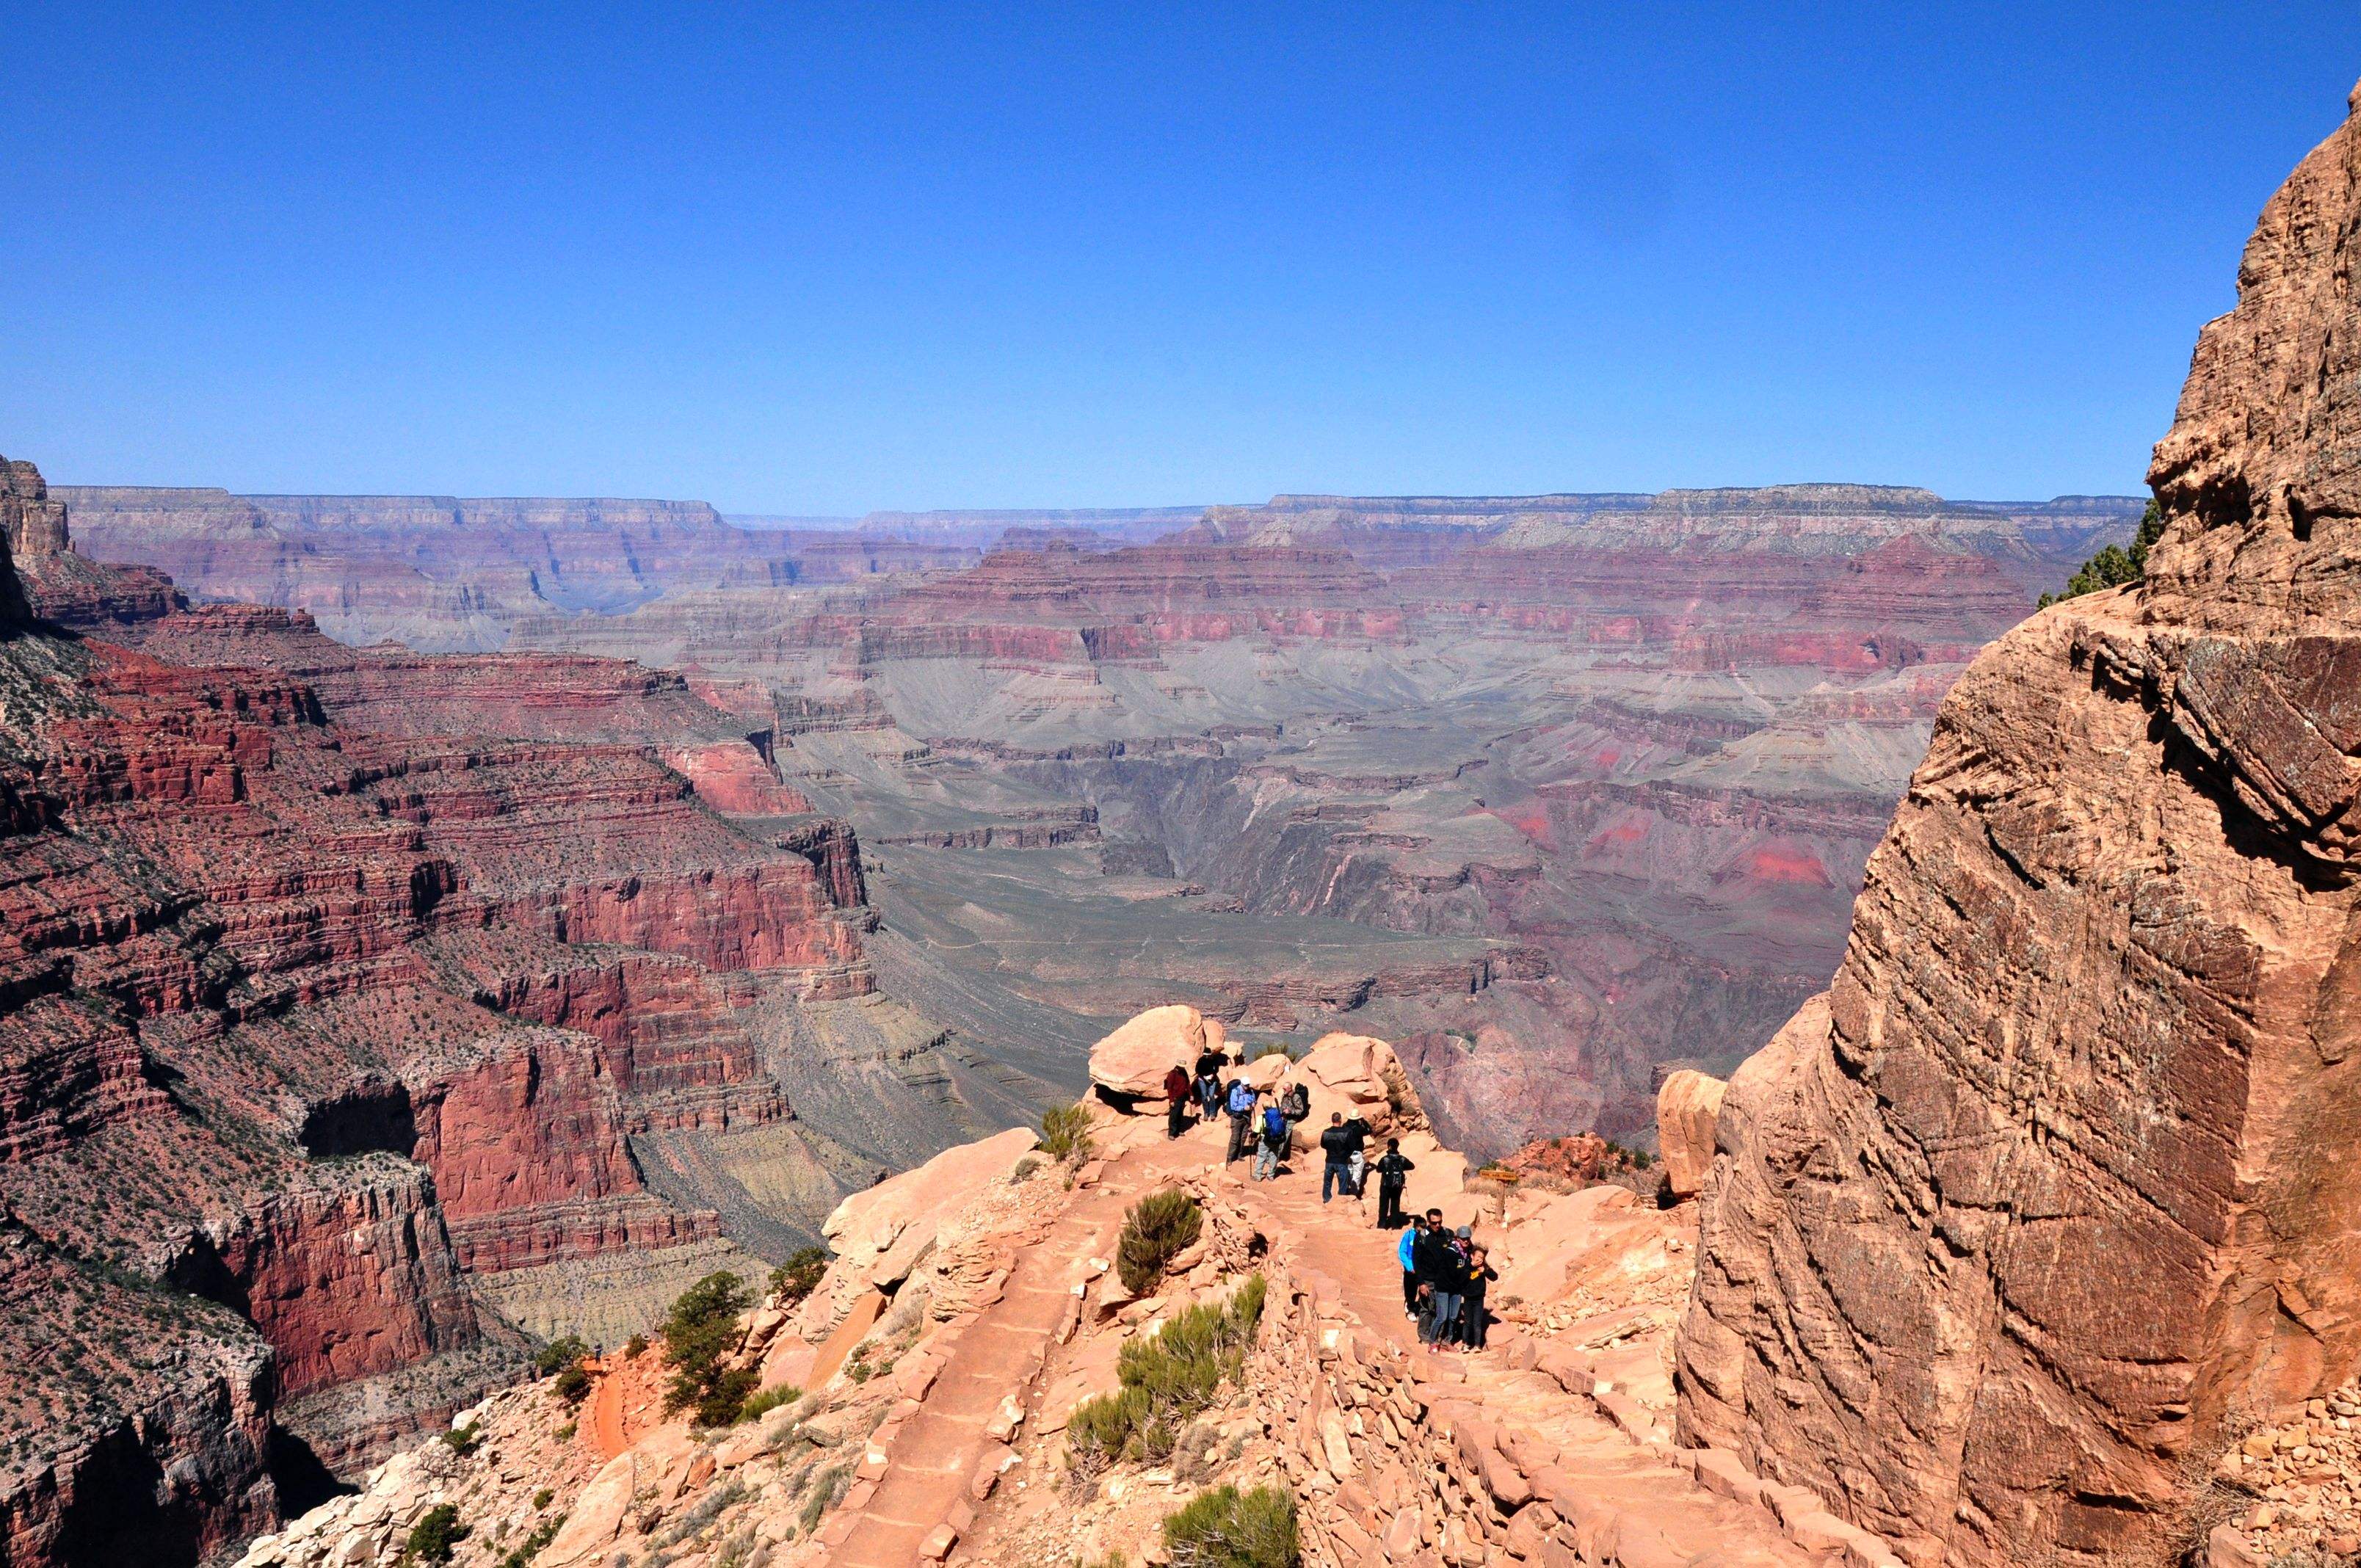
left=4, top=4, right=2357, bottom=515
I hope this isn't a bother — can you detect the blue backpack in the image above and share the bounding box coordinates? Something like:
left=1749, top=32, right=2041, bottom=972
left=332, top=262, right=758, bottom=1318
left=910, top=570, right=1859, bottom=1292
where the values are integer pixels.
left=1262, top=1105, right=1288, bottom=1141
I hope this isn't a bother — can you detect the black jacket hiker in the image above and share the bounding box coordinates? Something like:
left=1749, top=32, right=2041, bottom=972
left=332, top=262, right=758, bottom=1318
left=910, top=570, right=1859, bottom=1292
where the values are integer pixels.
left=1373, top=1150, right=1415, bottom=1227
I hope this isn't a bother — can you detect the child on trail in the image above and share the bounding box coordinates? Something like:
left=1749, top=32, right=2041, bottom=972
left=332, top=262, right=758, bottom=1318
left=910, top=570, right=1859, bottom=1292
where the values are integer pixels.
left=1373, top=1139, right=1415, bottom=1228
left=1457, top=1245, right=1498, bottom=1350
left=1335, top=1113, right=1374, bottom=1196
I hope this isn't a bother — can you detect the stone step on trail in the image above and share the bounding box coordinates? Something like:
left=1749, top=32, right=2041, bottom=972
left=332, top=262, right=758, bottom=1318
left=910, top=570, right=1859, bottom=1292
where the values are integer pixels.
left=822, top=1178, right=1135, bottom=1567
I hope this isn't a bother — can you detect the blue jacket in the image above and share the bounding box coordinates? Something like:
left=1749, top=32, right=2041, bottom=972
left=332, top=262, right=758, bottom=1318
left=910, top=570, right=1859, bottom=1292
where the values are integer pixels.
left=1225, top=1081, right=1256, bottom=1115
left=1397, top=1229, right=1418, bottom=1270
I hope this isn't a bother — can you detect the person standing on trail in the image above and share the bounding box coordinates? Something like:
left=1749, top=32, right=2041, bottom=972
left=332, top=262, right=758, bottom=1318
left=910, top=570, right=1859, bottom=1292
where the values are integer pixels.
left=1319, top=1113, right=1357, bottom=1203
left=1457, top=1244, right=1498, bottom=1351
left=1413, top=1208, right=1460, bottom=1344
left=1224, top=1077, right=1259, bottom=1163
left=1373, top=1139, right=1415, bottom=1229
left=1335, top=1112, right=1374, bottom=1196
left=1279, top=1079, right=1310, bottom=1149
left=1254, top=1100, right=1288, bottom=1181
left=1163, top=1064, right=1192, bottom=1139
left=1194, top=1062, right=1222, bottom=1122
left=1397, top=1213, right=1427, bottom=1316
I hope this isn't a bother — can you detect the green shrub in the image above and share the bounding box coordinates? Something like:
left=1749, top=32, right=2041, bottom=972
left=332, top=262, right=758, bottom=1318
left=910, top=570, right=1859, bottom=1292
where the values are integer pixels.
left=739, top=1382, right=802, bottom=1423
left=624, top=1333, right=648, bottom=1359
left=798, top=1461, right=852, bottom=1534
left=532, top=1488, right=554, bottom=1510
left=1041, top=1102, right=1095, bottom=1163
left=1161, top=1484, right=1297, bottom=1568
left=532, top=1335, right=590, bottom=1379
left=400, top=1503, right=468, bottom=1564
left=1065, top=1276, right=1264, bottom=1474
left=496, top=1513, right=560, bottom=1568
left=1067, top=1385, right=1150, bottom=1475
left=662, top=1271, right=758, bottom=1425
left=1117, top=1189, right=1203, bottom=1294
left=769, top=1246, right=830, bottom=1305
left=551, top=1357, right=592, bottom=1406
left=442, top=1422, right=482, bottom=1456
left=2038, top=500, right=2166, bottom=608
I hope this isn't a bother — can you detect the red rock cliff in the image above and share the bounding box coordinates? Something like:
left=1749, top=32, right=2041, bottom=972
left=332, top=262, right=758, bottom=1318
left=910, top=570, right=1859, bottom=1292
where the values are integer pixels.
left=0, top=472, right=891, bottom=1564
left=1678, top=78, right=2361, bottom=1567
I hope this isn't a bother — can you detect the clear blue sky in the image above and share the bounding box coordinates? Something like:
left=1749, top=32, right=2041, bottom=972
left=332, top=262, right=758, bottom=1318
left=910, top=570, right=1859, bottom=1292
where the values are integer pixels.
left=4, top=4, right=2358, bottom=514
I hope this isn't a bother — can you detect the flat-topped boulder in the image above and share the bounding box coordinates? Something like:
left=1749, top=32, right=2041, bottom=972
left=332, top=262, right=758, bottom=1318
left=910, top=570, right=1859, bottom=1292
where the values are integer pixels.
left=1087, top=1004, right=1219, bottom=1098
left=1281, top=1031, right=1425, bottom=1144
left=819, top=1125, right=1042, bottom=1304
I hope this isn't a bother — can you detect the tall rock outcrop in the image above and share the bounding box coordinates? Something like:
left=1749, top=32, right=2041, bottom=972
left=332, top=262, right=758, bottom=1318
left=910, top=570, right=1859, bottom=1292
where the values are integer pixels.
left=1, top=457, right=181, bottom=628
left=1678, top=78, right=2361, bottom=1567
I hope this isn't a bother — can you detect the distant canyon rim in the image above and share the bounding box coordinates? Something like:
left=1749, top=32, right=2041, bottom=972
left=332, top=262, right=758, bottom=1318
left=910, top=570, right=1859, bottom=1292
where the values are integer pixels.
left=56, top=479, right=2146, bottom=1164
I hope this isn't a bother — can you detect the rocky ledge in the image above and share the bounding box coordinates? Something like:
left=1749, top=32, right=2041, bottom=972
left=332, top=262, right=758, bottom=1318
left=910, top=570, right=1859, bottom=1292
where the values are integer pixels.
left=238, top=1006, right=1907, bottom=1568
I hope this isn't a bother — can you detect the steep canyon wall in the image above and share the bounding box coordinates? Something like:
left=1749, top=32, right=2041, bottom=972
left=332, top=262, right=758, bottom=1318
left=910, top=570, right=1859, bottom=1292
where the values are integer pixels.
left=1679, top=76, right=2361, bottom=1568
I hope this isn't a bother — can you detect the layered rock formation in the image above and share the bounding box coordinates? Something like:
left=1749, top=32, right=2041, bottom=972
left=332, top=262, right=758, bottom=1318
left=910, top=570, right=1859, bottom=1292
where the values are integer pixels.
left=65, top=463, right=2140, bottom=1155
left=0, top=462, right=1057, bottom=1564
left=1678, top=76, right=2361, bottom=1568
left=53, top=488, right=804, bottom=651
left=3, top=460, right=180, bottom=628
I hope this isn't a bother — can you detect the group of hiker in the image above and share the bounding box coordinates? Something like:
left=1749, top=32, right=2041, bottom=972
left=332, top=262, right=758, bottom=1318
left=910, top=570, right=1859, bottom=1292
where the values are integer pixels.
left=1161, top=1047, right=1319, bottom=1183
left=1157, top=1042, right=1497, bottom=1354
left=1400, top=1208, right=1497, bottom=1350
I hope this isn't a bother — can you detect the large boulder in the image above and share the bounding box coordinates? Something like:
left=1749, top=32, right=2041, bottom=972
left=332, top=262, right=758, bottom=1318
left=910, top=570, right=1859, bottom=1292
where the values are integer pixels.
left=817, top=1126, right=1039, bottom=1311
left=1282, top=1031, right=1424, bottom=1149
left=1087, top=1004, right=1212, bottom=1098
left=1653, top=1069, right=1726, bottom=1199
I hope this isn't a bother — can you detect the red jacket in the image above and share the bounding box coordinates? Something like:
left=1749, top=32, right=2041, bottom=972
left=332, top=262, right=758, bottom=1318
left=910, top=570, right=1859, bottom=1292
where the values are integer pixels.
left=1164, top=1067, right=1191, bottom=1102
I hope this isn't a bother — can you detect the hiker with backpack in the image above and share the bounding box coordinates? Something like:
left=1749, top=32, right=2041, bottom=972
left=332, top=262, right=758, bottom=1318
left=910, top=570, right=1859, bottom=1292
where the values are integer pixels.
left=1253, top=1098, right=1289, bottom=1181
left=1335, top=1111, right=1374, bottom=1196
left=1373, top=1139, right=1415, bottom=1228
left=1279, top=1079, right=1310, bottom=1147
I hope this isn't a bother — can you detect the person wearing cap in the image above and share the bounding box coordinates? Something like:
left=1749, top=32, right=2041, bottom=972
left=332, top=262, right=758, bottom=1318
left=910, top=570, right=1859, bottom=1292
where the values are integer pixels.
left=1163, top=1063, right=1192, bottom=1139
left=1223, top=1076, right=1259, bottom=1163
